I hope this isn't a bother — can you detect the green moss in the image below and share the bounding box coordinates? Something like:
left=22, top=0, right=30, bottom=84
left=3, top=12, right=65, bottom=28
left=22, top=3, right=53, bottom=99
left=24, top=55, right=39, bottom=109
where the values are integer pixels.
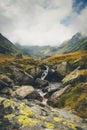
left=53, top=117, right=62, bottom=122
left=42, top=116, right=47, bottom=119
left=70, top=123, right=77, bottom=130
left=17, top=115, right=39, bottom=127
left=20, top=103, right=33, bottom=116
left=3, top=99, right=15, bottom=108
left=45, top=122, right=54, bottom=129
left=4, top=114, right=15, bottom=120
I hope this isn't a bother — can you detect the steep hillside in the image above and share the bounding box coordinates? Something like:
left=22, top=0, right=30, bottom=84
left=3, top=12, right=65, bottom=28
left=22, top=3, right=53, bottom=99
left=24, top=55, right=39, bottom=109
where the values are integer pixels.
left=0, top=34, right=20, bottom=54
left=45, top=50, right=87, bottom=67
left=56, top=32, right=87, bottom=54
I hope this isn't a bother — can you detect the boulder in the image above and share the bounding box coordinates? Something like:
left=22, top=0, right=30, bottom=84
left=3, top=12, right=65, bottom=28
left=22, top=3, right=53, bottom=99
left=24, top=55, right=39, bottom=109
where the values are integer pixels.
left=43, top=83, right=63, bottom=93
left=62, top=68, right=87, bottom=85
left=47, top=85, right=70, bottom=105
left=35, top=78, right=49, bottom=88
left=0, top=74, right=14, bottom=90
left=0, top=87, right=12, bottom=95
left=12, top=85, right=34, bottom=98
left=12, top=85, right=42, bottom=101
left=45, top=69, right=63, bottom=82
left=9, top=66, right=34, bottom=85
left=54, top=61, right=72, bottom=76
left=26, top=91, right=43, bottom=102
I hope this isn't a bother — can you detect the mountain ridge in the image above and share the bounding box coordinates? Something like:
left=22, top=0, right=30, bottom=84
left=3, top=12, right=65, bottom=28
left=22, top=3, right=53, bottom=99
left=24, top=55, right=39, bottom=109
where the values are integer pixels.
left=0, top=33, right=20, bottom=54
left=15, top=32, right=87, bottom=57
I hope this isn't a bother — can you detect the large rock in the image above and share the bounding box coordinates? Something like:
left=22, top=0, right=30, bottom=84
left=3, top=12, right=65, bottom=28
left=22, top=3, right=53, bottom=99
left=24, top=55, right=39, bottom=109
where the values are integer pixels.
left=9, top=66, right=34, bottom=85
left=62, top=68, right=87, bottom=85
left=0, top=74, right=14, bottom=90
left=43, top=83, right=63, bottom=93
left=12, top=85, right=34, bottom=98
left=54, top=61, right=72, bottom=76
left=35, top=78, right=49, bottom=88
left=0, top=97, right=86, bottom=130
left=45, top=69, right=63, bottom=82
left=47, top=85, right=70, bottom=105
left=26, top=91, right=43, bottom=101
left=12, top=85, right=42, bottom=101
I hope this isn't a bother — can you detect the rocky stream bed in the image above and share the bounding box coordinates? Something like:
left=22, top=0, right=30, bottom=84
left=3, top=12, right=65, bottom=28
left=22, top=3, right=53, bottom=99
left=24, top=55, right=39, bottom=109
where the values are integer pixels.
left=0, top=63, right=87, bottom=130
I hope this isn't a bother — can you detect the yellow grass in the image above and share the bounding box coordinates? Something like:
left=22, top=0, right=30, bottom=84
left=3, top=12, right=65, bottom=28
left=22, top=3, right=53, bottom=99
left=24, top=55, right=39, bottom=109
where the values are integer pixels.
left=46, top=50, right=87, bottom=65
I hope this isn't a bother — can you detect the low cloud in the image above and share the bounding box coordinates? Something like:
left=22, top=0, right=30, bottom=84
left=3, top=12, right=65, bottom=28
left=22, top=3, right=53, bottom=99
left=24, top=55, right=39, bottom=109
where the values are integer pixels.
left=0, top=0, right=87, bottom=45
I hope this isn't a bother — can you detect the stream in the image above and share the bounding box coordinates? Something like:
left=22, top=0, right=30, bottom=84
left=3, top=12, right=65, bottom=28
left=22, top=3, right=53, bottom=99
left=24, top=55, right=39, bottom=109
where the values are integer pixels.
left=36, top=65, right=63, bottom=104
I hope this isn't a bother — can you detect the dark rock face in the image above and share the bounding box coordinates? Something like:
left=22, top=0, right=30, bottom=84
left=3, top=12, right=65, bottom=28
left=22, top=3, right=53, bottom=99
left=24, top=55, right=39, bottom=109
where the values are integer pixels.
left=9, top=66, right=34, bottom=86
left=26, top=91, right=43, bottom=102
left=0, top=74, right=14, bottom=90
left=47, top=85, right=71, bottom=106
left=35, top=78, right=49, bottom=88
left=54, top=61, right=72, bottom=76
left=0, top=87, right=12, bottom=95
left=45, top=69, right=63, bottom=82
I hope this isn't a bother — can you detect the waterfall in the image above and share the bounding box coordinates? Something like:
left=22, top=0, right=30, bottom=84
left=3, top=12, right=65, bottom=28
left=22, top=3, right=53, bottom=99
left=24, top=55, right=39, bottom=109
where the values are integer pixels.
left=41, top=66, right=49, bottom=80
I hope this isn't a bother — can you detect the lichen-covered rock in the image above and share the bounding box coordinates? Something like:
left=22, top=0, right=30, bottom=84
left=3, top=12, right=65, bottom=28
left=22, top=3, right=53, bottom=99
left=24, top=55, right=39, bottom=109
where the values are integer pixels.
left=0, top=97, right=87, bottom=130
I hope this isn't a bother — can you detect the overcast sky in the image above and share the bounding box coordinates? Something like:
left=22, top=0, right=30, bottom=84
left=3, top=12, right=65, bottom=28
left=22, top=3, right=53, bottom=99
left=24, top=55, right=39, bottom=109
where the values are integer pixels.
left=0, top=0, right=87, bottom=46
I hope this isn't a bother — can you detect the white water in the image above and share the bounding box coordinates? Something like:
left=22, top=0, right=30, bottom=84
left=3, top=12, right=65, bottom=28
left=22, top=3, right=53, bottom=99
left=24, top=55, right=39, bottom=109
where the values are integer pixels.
left=41, top=66, right=49, bottom=80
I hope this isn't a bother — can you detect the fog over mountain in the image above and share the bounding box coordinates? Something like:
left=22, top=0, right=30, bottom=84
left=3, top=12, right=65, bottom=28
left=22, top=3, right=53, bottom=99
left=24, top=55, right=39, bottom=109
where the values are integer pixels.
left=0, top=0, right=87, bottom=46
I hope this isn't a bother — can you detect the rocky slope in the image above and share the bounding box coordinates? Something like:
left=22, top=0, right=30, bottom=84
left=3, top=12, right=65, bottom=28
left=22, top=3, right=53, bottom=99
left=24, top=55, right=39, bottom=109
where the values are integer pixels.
left=0, top=34, right=20, bottom=54
left=0, top=50, right=87, bottom=130
left=55, top=32, right=87, bottom=54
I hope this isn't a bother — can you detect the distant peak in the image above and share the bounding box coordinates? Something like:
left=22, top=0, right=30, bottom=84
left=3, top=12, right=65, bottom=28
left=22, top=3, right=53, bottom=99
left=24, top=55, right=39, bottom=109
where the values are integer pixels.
left=71, top=32, right=82, bottom=40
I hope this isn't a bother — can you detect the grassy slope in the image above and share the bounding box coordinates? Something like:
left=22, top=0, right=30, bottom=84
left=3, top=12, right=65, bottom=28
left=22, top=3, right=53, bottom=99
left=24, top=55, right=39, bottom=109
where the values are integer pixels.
left=53, top=82, right=87, bottom=118
left=45, top=50, right=87, bottom=66
left=44, top=51, right=87, bottom=118
left=0, top=54, right=40, bottom=77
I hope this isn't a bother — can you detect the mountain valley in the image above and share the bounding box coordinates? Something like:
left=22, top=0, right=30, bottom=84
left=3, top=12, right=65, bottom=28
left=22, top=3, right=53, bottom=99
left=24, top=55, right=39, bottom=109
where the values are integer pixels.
left=0, top=33, right=87, bottom=130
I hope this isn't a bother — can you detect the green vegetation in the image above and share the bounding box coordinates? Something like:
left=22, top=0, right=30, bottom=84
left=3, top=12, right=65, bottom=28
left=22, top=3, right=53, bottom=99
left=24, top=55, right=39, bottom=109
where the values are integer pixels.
left=45, top=50, right=87, bottom=66
left=53, top=83, right=87, bottom=118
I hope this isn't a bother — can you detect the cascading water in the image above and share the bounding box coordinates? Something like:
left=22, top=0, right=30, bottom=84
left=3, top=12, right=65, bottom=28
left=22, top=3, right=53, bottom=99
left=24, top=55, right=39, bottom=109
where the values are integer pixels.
left=41, top=65, right=49, bottom=80
left=37, top=65, right=63, bottom=105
